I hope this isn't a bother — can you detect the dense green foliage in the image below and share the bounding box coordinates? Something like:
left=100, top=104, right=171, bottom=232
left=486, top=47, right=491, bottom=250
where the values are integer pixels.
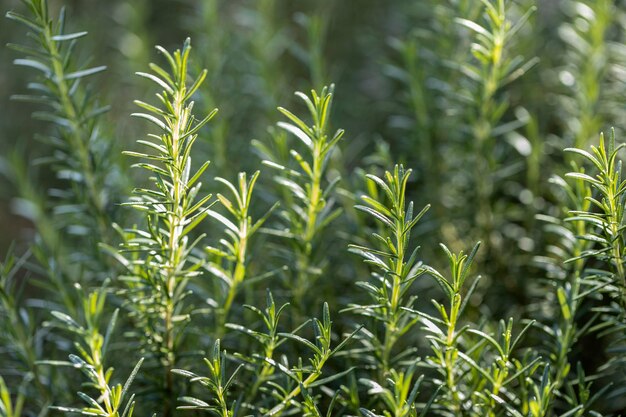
left=1, top=0, right=626, bottom=416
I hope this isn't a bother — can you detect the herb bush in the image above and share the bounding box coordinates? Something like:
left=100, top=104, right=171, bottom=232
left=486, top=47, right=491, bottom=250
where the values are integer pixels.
left=1, top=0, right=626, bottom=416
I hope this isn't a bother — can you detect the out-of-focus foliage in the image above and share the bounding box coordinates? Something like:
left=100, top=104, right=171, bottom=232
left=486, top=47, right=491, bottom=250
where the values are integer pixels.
left=2, top=0, right=626, bottom=416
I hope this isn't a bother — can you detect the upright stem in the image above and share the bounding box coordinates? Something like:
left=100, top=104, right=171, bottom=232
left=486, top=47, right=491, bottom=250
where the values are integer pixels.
left=162, top=89, right=188, bottom=417
left=127, top=39, right=215, bottom=416
left=43, top=25, right=108, bottom=241
left=305, top=145, right=323, bottom=244
left=607, top=185, right=626, bottom=309
left=474, top=27, right=503, bottom=246
left=444, top=292, right=462, bottom=415
left=547, top=214, right=587, bottom=416
left=219, top=222, right=249, bottom=335
left=294, top=142, right=323, bottom=312
left=381, top=215, right=405, bottom=377
left=571, top=0, right=611, bottom=151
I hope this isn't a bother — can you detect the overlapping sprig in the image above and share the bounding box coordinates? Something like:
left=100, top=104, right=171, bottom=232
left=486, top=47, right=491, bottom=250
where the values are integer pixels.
left=176, top=296, right=359, bottom=417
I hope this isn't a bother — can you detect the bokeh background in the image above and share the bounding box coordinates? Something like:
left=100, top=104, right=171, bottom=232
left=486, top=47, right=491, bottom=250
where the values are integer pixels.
left=1, top=0, right=625, bottom=317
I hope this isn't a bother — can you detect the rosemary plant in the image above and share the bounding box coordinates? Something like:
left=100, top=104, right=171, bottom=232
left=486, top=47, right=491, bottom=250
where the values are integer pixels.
left=558, top=0, right=616, bottom=150
left=534, top=171, right=595, bottom=409
left=112, top=38, right=217, bottom=414
left=348, top=165, right=433, bottom=416
left=565, top=132, right=626, bottom=307
left=49, top=288, right=143, bottom=417
left=0, top=248, right=50, bottom=415
left=3, top=1, right=626, bottom=416
left=459, top=0, right=537, bottom=247
left=560, top=132, right=626, bottom=406
left=177, top=297, right=358, bottom=417
left=422, top=244, right=539, bottom=417
left=3, top=1, right=124, bottom=413
left=255, top=85, right=344, bottom=316
left=348, top=166, right=428, bottom=373
left=7, top=0, right=121, bottom=254
left=205, top=170, right=277, bottom=333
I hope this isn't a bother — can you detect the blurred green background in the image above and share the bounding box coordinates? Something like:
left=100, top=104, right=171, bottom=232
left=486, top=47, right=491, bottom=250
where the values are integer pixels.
left=0, top=0, right=408, bottom=248
left=1, top=0, right=625, bottom=317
